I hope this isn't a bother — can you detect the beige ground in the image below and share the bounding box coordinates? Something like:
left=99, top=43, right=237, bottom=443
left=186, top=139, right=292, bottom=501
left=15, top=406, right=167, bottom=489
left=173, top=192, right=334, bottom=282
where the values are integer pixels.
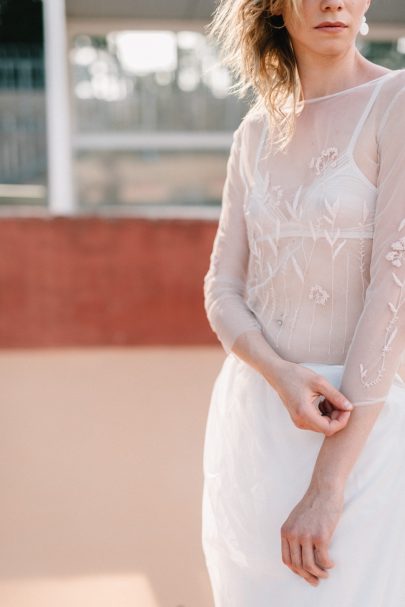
left=5, top=343, right=397, bottom=607
left=0, top=346, right=226, bottom=607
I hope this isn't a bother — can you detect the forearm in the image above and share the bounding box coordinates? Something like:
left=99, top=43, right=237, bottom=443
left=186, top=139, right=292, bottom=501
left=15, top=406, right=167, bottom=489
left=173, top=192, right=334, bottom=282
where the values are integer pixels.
left=308, top=402, right=384, bottom=493
left=231, top=329, right=291, bottom=389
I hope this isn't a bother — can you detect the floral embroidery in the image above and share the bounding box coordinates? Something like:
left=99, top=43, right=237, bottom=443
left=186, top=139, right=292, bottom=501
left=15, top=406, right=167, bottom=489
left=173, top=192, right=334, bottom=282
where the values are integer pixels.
left=385, top=236, right=405, bottom=267
left=358, top=201, right=372, bottom=303
left=309, top=284, right=330, bottom=305
left=270, top=184, right=283, bottom=207
left=358, top=219, right=405, bottom=389
left=309, top=147, right=339, bottom=175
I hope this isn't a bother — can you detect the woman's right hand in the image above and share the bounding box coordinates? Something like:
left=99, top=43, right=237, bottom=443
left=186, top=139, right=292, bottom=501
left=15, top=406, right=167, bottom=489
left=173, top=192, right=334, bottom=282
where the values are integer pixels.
left=267, top=361, right=354, bottom=436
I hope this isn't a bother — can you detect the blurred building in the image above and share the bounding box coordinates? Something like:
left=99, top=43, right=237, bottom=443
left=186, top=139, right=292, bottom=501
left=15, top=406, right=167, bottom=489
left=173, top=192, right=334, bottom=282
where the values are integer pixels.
left=1, top=0, right=405, bottom=214
left=0, top=0, right=404, bottom=348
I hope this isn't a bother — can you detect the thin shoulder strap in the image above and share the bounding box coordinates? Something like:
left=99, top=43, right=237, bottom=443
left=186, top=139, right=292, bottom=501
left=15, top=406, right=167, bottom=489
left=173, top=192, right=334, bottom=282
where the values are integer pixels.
left=346, top=73, right=396, bottom=155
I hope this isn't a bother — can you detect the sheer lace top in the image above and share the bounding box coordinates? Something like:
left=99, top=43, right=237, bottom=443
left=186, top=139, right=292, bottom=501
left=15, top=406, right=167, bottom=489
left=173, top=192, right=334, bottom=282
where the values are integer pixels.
left=204, top=69, right=405, bottom=407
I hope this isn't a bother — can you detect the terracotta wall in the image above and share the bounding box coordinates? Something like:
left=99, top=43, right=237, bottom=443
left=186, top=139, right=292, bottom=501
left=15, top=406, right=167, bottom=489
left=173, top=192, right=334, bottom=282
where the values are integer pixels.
left=0, top=217, right=218, bottom=348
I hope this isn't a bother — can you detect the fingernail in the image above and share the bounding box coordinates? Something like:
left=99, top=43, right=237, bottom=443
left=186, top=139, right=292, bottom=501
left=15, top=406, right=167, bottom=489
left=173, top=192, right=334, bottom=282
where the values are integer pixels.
left=343, top=400, right=353, bottom=409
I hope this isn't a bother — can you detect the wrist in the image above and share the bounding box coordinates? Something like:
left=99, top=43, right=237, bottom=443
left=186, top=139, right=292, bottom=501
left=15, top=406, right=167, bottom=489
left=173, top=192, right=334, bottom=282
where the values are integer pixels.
left=308, top=471, right=346, bottom=497
left=261, top=358, right=294, bottom=390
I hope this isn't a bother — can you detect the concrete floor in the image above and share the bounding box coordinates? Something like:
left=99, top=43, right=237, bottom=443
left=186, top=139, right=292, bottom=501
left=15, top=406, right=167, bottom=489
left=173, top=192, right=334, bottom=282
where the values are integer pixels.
left=0, top=345, right=226, bottom=607
left=2, top=341, right=402, bottom=607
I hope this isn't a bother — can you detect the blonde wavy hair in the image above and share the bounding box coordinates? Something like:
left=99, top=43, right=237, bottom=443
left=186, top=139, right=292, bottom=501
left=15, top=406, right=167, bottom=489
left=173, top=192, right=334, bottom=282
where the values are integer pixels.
left=207, top=0, right=304, bottom=151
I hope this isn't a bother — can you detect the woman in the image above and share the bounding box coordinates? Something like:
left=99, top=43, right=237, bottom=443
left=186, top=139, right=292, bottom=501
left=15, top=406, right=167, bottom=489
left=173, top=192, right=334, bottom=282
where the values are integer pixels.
left=202, top=0, right=405, bottom=604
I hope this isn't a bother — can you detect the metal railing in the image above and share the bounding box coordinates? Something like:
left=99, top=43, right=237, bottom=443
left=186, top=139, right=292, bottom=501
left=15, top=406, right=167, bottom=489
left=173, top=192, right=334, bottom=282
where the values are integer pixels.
left=0, top=44, right=44, bottom=90
left=0, top=91, right=46, bottom=183
left=0, top=45, right=46, bottom=185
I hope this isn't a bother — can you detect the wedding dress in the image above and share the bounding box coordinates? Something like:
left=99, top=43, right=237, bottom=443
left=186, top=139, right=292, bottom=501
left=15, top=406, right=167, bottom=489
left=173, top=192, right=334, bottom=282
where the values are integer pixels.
left=202, top=68, right=405, bottom=606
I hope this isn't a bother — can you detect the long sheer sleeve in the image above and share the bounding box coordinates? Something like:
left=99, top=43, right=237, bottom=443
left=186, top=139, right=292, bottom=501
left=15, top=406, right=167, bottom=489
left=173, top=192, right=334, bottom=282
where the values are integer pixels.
left=338, top=84, right=405, bottom=406
left=203, top=120, right=263, bottom=355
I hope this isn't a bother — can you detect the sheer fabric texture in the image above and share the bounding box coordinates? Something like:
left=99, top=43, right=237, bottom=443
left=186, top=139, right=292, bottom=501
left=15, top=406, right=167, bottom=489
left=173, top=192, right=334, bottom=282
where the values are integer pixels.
left=204, top=69, right=405, bottom=407
left=202, top=69, right=405, bottom=607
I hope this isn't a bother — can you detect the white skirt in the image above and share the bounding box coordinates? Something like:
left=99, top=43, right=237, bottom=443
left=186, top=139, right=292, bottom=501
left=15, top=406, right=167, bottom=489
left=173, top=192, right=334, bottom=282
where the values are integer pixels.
left=201, top=353, right=405, bottom=606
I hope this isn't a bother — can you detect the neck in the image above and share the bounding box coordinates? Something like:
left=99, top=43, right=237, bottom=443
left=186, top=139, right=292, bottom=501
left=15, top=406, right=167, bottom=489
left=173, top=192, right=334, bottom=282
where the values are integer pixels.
left=295, top=47, right=370, bottom=100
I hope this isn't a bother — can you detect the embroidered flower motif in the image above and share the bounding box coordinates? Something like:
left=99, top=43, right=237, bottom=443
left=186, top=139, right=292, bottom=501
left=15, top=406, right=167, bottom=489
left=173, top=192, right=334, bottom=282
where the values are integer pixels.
left=309, top=284, right=330, bottom=305
left=385, top=236, right=405, bottom=267
left=270, top=184, right=283, bottom=207
left=309, top=147, right=339, bottom=175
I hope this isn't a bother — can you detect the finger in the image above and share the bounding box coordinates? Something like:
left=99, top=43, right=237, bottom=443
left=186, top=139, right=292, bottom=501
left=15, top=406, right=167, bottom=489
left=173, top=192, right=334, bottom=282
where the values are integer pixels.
left=282, top=539, right=298, bottom=574
left=307, top=402, right=352, bottom=435
left=295, top=567, right=319, bottom=586
left=296, top=398, right=350, bottom=434
left=281, top=536, right=292, bottom=568
left=304, top=407, right=340, bottom=434
left=301, top=540, right=329, bottom=579
left=318, top=380, right=353, bottom=412
left=289, top=539, right=302, bottom=571
left=325, top=410, right=352, bottom=435
left=331, top=407, right=350, bottom=422
left=289, top=541, right=319, bottom=585
left=314, top=542, right=335, bottom=570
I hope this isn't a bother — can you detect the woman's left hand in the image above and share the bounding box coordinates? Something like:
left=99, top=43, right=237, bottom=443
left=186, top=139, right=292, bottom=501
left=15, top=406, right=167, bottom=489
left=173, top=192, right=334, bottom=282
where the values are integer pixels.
left=280, top=485, right=344, bottom=586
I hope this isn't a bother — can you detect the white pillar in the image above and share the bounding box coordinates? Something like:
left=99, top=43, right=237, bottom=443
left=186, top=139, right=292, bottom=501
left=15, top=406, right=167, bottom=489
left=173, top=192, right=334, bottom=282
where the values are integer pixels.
left=42, top=0, right=76, bottom=214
